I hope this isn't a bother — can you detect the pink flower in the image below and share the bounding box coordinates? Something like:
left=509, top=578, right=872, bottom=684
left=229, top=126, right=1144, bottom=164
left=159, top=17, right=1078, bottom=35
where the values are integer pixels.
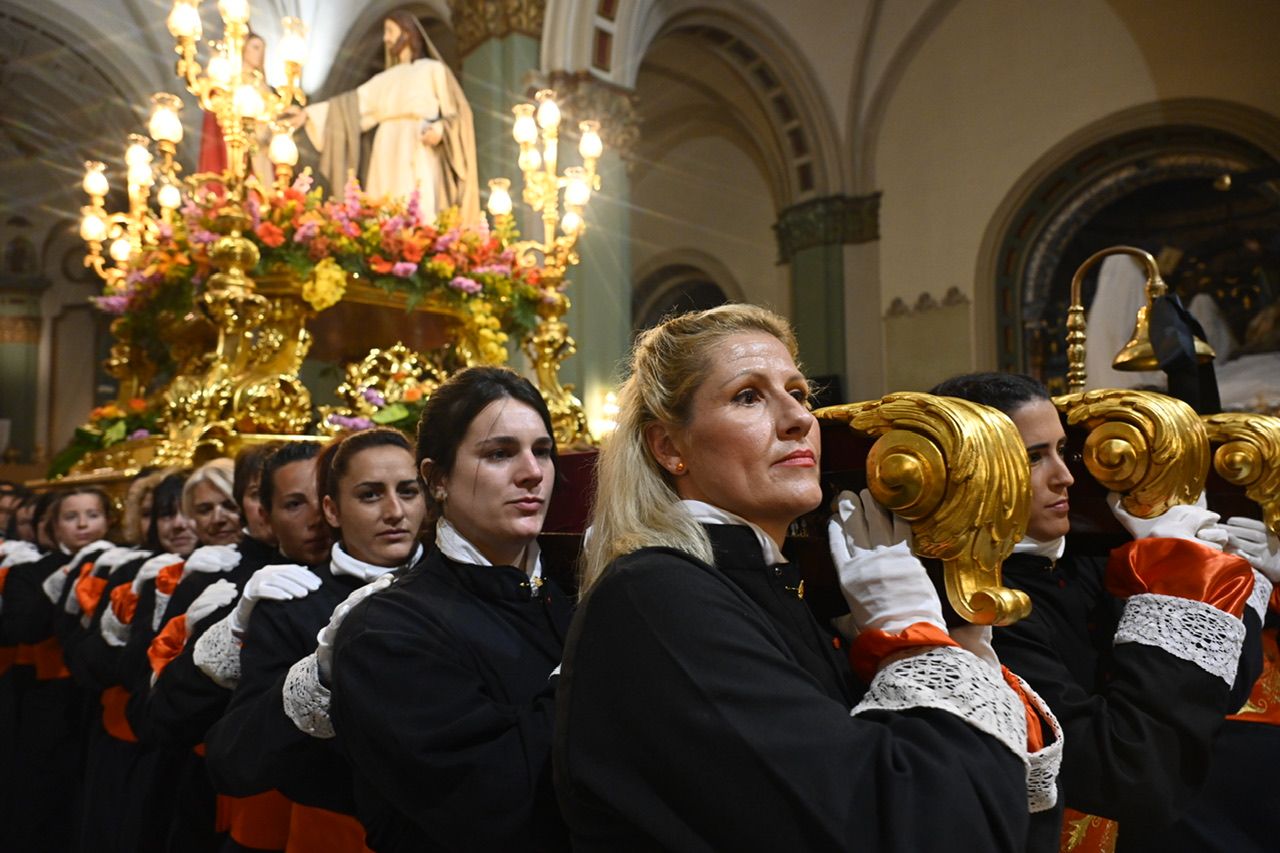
left=128, top=428, right=151, bottom=441
left=449, top=275, right=481, bottom=294
left=391, top=261, right=417, bottom=278
left=292, top=172, right=314, bottom=194
left=92, top=294, right=131, bottom=315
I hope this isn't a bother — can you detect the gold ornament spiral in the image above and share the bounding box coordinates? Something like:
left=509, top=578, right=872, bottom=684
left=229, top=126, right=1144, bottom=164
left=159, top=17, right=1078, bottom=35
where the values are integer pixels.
left=818, top=392, right=1032, bottom=625
left=1054, top=389, right=1207, bottom=518
left=1203, top=412, right=1280, bottom=535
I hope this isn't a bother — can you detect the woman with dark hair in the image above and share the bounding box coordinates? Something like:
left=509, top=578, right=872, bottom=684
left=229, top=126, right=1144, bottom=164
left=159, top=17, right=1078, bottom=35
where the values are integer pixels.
left=325, top=367, right=572, bottom=852
left=207, top=427, right=427, bottom=850
left=931, top=371, right=1260, bottom=851
left=555, top=305, right=1056, bottom=852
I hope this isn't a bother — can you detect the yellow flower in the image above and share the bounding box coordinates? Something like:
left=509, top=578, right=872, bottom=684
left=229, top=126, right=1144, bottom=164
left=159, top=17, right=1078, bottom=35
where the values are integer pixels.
left=302, top=258, right=347, bottom=312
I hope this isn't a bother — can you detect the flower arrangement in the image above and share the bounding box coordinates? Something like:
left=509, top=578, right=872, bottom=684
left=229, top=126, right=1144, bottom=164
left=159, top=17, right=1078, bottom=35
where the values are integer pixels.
left=91, top=171, right=544, bottom=385
left=47, top=398, right=159, bottom=478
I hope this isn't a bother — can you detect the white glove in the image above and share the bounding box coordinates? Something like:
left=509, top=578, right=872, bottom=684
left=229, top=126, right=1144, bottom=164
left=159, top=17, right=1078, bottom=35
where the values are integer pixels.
left=100, top=604, right=131, bottom=647
left=229, top=564, right=321, bottom=639
left=827, top=489, right=945, bottom=634
left=949, top=624, right=1001, bottom=672
left=1, top=541, right=42, bottom=568
left=182, top=545, right=241, bottom=577
left=316, top=573, right=394, bottom=684
left=1222, top=517, right=1280, bottom=583
left=44, top=539, right=114, bottom=604
left=133, top=553, right=184, bottom=594
left=64, top=546, right=142, bottom=615
left=186, top=579, right=239, bottom=634
left=68, top=539, right=115, bottom=571
left=1107, top=493, right=1225, bottom=548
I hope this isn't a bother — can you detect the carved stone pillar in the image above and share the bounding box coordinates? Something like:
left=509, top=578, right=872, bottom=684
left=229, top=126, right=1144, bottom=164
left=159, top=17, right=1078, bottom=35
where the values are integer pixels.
left=774, top=193, right=880, bottom=398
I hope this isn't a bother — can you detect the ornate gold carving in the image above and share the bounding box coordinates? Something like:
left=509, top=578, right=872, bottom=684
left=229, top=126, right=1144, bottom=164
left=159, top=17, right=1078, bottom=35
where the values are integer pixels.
left=1203, top=411, right=1280, bottom=535
left=318, top=342, right=449, bottom=436
left=523, top=288, right=590, bottom=448
left=817, top=392, right=1032, bottom=625
left=449, top=0, right=546, bottom=56
left=1054, top=389, right=1208, bottom=517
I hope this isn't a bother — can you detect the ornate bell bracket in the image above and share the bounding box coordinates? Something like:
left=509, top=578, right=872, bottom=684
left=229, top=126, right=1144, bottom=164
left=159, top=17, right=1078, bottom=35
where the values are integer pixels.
left=1203, top=412, right=1280, bottom=535
left=1054, top=389, right=1208, bottom=518
left=817, top=392, right=1032, bottom=626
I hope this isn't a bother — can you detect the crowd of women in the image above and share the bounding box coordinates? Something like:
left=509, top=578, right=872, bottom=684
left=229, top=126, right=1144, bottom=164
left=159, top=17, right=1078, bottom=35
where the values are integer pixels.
left=0, top=303, right=1276, bottom=853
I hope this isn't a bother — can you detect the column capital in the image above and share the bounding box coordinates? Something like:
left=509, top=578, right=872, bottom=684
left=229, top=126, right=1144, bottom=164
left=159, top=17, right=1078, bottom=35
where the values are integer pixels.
left=773, top=193, right=880, bottom=263
left=525, top=70, right=641, bottom=164
left=448, top=0, right=546, bottom=57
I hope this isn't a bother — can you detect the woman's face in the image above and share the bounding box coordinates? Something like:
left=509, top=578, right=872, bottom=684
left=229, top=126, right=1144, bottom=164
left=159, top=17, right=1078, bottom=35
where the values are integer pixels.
left=156, top=509, right=199, bottom=557
left=53, top=494, right=109, bottom=551
left=241, top=473, right=277, bottom=545
left=324, top=445, right=425, bottom=568
left=431, top=399, right=554, bottom=568
left=242, top=35, right=265, bottom=72
left=651, top=331, right=821, bottom=546
left=15, top=503, right=36, bottom=542
left=1009, top=399, right=1074, bottom=542
left=189, top=479, right=242, bottom=546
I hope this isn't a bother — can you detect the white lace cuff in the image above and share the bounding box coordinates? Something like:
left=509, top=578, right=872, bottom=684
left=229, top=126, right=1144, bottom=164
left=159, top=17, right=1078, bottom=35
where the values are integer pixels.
left=1005, top=671, right=1063, bottom=813
left=192, top=615, right=242, bottom=689
left=100, top=606, right=130, bottom=647
left=282, top=652, right=335, bottom=739
left=1247, top=570, right=1273, bottom=625
left=852, top=646, right=1028, bottom=767
left=151, top=592, right=172, bottom=632
left=1115, top=592, right=1246, bottom=685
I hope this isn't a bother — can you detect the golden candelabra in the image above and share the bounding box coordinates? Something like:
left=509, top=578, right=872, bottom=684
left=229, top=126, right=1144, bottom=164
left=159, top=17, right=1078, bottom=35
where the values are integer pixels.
left=488, top=89, right=605, bottom=447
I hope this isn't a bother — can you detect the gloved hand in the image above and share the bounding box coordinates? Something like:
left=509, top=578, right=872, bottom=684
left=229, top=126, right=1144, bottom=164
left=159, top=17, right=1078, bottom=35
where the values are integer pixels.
left=182, top=545, right=241, bottom=576
left=186, top=579, right=239, bottom=634
left=1107, top=493, right=1225, bottom=547
left=229, top=564, right=320, bottom=639
left=0, top=540, right=41, bottom=568
left=316, top=573, right=393, bottom=684
left=1222, top=517, right=1280, bottom=583
left=827, top=489, right=945, bottom=634
left=44, top=539, right=114, bottom=603
left=949, top=624, right=1001, bottom=671
left=132, top=553, right=184, bottom=595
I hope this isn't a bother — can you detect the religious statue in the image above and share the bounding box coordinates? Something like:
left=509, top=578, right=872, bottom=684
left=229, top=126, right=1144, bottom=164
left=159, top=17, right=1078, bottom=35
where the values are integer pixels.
left=197, top=31, right=274, bottom=192
left=291, top=11, right=480, bottom=225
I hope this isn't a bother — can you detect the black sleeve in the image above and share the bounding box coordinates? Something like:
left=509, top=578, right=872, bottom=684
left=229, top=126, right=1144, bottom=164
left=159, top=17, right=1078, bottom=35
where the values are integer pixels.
left=121, top=582, right=165, bottom=738
left=1229, top=606, right=1265, bottom=711
left=0, top=557, right=64, bottom=644
left=143, top=599, right=236, bottom=748
left=330, top=591, right=562, bottom=849
left=555, top=555, right=1030, bottom=853
left=74, top=562, right=145, bottom=693
left=206, top=597, right=355, bottom=812
left=994, top=597, right=1229, bottom=829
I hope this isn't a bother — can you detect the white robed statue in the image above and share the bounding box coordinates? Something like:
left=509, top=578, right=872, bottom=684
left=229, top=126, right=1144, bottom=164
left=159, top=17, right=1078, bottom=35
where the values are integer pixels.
left=292, top=11, right=479, bottom=224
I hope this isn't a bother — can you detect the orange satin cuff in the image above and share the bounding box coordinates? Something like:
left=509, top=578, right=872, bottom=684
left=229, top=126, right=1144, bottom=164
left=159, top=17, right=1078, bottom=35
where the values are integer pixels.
left=1106, top=537, right=1254, bottom=618
left=287, top=804, right=374, bottom=853
left=77, top=574, right=109, bottom=618
left=147, top=614, right=188, bottom=677
left=110, top=584, right=138, bottom=624
left=848, top=622, right=958, bottom=682
left=1000, top=665, right=1046, bottom=752
left=155, top=562, right=185, bottom=596
left=100, top=686, right=137, bottom=742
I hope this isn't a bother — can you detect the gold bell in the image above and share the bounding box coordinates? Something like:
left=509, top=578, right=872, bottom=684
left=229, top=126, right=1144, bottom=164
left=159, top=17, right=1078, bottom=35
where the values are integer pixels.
left=1112, top=272, right=1215, bottom=372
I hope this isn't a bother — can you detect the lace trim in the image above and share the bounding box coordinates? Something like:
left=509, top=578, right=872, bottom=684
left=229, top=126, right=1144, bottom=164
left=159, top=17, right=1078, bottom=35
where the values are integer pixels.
left=151, top=591, right=172, bottom=632
left=852, top=646, right=1028, bottom=766
left=1115, top=593, right=1246, bottom=685
left=282, top=652, right=335, bottom=739
left=1007, top=671, right=1063, bottom=813
left=1248, top=570, right=1273, bottom=624
left=100, top=606, right=130, bottom=648
left=192, top=615, right=242, bottom=689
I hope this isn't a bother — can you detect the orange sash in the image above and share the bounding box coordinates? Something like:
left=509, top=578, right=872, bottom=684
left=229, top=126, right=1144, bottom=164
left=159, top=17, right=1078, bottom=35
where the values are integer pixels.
left=100, top=685, right=137, bottom=742
left=76, top=562, right=108, bottom=618
left=147, top=614, right=188, bottom=677
left=287, top=804, right=374, bottom=853
left=111, top=584, right=139, bottom=624
left=155, top=561, right=185, bottom=595
left=220, top=791, right=292, bottom=850
left=28, top=636, right=69, bottom=680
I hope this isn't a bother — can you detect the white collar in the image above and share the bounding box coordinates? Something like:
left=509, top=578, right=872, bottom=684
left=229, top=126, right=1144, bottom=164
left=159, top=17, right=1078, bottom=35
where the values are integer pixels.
left=435, top=518, right=544, bottom=585
left=330, top=541, right=422, bottom=583
left=1013, top=534, right=1066, bottom=560
left=680, top=500, right=787, bottom=565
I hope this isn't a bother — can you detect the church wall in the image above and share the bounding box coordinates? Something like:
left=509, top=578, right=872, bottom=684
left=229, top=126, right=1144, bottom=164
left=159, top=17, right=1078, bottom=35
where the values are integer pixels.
left=871, top=0, right=1280, bottom=391
left=630, top=134, right=787, bottom=321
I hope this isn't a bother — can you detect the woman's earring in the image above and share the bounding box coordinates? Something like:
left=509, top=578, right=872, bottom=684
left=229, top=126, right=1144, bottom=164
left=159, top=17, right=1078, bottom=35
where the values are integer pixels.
left=434, top=488, right=447, bottom=502
left=673, top=461, right=685, bottom=474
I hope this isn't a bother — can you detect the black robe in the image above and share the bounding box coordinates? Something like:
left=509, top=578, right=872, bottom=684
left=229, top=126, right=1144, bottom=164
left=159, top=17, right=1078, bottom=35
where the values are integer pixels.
left=330, top=546, right=572, bottom=853
left=992, top=550, right=1256, bottom=844
left=554, top=524, right=1032, bottom=853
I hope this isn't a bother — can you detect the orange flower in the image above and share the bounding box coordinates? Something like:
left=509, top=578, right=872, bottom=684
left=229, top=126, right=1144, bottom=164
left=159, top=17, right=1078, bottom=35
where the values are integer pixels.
left=255, top=222, right=285, bottom=248
left=402, top=386, right=423, bottom=402
left=370, top=255, right=394, bottom=274
left=401, top=236, right=428, bottom=263
left=127, top=398, right=147, bottom=413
